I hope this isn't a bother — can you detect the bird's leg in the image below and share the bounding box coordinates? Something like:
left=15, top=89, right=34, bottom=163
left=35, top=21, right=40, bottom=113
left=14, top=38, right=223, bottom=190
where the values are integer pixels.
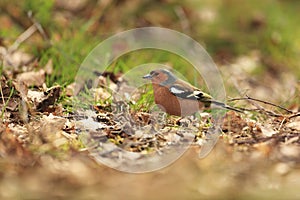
left=175, top=117, right=183, bottom=126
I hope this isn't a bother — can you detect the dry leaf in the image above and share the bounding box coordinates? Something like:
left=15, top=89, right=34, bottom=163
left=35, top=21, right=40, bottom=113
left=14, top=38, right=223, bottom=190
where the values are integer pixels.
left=286, top=121, right=300, bottom=131
left=65, top=82, right=75, bottom=96
left=27, top=90, right=45, bottom=104
left=44, top=59, right=53, bottom=75
left=261, top=125, right=277, bottom=137
left=41, top=114, right=67, bottom=130
left=16, top=69, right=45, bottom=87
left=36, top=86, right=61, bottom=112
left=13, top=80, right=28, bottom=99
left=26, top=86, right=61, bottom=112
left=1, top=48, right=33, bottom=68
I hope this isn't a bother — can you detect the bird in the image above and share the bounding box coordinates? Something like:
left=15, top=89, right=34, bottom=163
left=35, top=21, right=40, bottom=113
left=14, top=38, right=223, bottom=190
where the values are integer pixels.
left=142, top=69, right=243, bottom=117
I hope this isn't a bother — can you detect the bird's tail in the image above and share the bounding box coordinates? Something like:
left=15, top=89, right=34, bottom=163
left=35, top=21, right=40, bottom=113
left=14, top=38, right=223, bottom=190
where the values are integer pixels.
left=210, top=100, right=244, bottom=113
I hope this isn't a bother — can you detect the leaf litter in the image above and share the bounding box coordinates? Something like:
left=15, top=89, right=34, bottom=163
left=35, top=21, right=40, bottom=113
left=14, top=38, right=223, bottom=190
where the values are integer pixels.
left=1, top=62, right=299, bottom=164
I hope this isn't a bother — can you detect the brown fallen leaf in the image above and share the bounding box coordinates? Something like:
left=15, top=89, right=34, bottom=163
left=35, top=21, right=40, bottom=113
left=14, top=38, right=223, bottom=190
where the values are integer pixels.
left=261, top=125, right=277, bottom=137
left=65, top=82, right=76, bottom=96
left=1, top=48, right=33, bottom=68
left=38, top=114, right=67, bottom=142
left=26, top=85, right=61, bottom=112
left=44, top=59, right=53, bottom=75
left=13, top=80, right=28, bottom=99
left=286, top=121, right=300, bottom=131
left=36, top=86, right=61, bottom=112
left=66, top=82, right=84, bottom=96
left=0, top=122, right=34, bottom=164
left=16, top=69, right=45, bottom=87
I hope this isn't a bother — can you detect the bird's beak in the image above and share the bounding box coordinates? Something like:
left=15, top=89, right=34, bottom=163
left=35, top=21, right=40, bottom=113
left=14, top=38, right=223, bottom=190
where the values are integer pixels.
left=142, top=73, right=152, bottom=79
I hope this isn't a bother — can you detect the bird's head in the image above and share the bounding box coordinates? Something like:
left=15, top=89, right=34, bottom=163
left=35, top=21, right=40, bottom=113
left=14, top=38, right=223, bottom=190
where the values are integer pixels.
left=143, top=69, right=177, bottom=86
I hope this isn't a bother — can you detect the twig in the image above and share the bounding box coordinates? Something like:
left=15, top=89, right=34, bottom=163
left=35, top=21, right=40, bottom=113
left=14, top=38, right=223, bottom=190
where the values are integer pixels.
left=288, top=112, right=300, bottom=120
left=232, top=107, right=260, bottom=112
left=0, top=82, right=6, bottom=109
left=8, top=12, right=51, bottom=54
left=229, top=96, right=284, bottom=117
left=229, top=95, right=293, bottom=114
left=28, top=11, right=50, bottom=42
left=278, top=117, right=287, bottom=132
left=8, top=24, right=37, bottom=53
left=0, top=83, right=14, bottom=119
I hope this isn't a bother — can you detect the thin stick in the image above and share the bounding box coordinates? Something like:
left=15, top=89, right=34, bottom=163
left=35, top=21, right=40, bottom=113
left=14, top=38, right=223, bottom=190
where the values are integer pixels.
left=28, top=12, right=50, bottom=42
left=8, top=24, right=37, bottom=53
left=0, top=83, right=14, bottom=119
left=229, top=95, right=293, bottom=114
left=229, top=96, right=284, bottom=117
left=288, top=112, right=300, bottom=120
left=278, top=117, right=287, bottom=132
left=0, top=82, right=6, bottom=109
left=8, top=13, right=51, bottom=53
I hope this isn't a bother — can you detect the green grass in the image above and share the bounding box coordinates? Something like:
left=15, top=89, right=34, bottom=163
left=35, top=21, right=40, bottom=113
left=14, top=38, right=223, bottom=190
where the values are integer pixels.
left=191, top=0, right=300, bottom=77
left=37, top=25, right=99, bottom=87
left=23, top=0, right=55, bottom=26
left=129, top=84, right=154, bottom=113
left=0, top=82, right=14, bottom=120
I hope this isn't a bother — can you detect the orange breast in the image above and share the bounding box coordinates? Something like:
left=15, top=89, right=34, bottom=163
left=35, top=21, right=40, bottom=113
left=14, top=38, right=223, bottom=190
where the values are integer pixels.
left=152, top=84, right=205, bottom=116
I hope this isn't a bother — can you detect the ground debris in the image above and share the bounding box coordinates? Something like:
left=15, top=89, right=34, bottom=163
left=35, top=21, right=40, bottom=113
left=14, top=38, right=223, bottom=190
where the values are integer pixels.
left=16, top=69, right=45, bottom=87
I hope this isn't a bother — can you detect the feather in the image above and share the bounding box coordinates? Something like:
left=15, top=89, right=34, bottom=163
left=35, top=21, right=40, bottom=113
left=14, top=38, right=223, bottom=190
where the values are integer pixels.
left=169, top=84, right=197, bottom=100
left=169, top=86, right=185, bottom=94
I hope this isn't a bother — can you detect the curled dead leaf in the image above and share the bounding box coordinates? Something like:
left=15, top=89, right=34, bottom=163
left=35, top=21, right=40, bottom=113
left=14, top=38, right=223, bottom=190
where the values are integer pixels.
left=26, top=86, right=61, bottom=112
left=37, top=86, right=61, bottom=112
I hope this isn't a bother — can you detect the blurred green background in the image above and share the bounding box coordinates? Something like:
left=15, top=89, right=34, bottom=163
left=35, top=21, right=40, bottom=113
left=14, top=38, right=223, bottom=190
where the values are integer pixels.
left=1, top=0, right=299, bottom=84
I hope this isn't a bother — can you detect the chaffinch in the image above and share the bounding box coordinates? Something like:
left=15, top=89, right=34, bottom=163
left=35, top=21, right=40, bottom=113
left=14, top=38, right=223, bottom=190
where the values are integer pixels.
left=143, top=69, right=242, bottom=116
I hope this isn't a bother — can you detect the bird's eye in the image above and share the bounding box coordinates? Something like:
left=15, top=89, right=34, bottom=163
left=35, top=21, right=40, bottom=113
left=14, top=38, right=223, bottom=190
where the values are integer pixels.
left=150, top=71, right=159, bottom=76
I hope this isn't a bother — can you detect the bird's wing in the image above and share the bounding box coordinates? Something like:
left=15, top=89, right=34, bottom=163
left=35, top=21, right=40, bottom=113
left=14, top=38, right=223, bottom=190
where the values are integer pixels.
left=169, top=82, right=244, bottom=112
left=169, top=83, right=212, bottom=102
